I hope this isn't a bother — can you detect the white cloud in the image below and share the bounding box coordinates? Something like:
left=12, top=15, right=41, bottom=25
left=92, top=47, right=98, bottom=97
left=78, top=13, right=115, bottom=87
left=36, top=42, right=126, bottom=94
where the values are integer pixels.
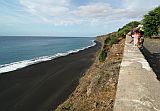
left=19, top=0, right=70, bottom=16
left=19, top=0, right=160, bottom=26
left=74, top=3, right=112, bottom=17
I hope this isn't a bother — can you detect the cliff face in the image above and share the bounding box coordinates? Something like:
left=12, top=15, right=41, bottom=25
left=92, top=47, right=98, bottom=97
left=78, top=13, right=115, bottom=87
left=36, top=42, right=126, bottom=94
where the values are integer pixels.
left=56, top=37, right=125, bottom=111
left=96, top=36, right=107, bottom=43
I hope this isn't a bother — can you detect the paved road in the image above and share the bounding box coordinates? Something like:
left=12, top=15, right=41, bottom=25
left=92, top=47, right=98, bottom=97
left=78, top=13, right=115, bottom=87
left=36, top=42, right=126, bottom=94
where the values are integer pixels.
left=114, top=36, right=160, bottom=111
left=141, top=38, right=160, bottom=80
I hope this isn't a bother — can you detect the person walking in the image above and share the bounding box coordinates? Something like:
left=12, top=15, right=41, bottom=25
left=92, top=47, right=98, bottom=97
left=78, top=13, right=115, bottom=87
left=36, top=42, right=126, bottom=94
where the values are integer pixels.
left=132, top=30, right=140, bottom=46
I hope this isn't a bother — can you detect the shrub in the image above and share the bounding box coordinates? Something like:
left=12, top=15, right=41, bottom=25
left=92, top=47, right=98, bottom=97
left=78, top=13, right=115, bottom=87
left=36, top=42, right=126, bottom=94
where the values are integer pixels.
left=99, top=35, right=119, bottom=62
left=108, top=37, right=118, bottom=45
left=105, top=36, right=118, bottom=45
left=99, top=50, right=107, bottom=62
left=117, top=21, right=140, bottom=38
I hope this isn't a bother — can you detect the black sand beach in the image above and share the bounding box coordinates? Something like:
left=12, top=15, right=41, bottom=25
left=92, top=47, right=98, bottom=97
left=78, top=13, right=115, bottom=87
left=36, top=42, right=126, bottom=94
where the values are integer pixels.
left=0, top=41, right=101, bottom=111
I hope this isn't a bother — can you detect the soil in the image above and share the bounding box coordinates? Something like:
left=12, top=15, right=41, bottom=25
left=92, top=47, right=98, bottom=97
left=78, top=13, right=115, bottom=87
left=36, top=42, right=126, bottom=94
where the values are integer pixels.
left=55, top=38, right=125, bottom=111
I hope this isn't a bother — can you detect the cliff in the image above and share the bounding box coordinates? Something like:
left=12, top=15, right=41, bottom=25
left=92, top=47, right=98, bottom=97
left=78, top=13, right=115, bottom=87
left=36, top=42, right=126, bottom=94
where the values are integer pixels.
left=55, top=35, right=125, bottom=111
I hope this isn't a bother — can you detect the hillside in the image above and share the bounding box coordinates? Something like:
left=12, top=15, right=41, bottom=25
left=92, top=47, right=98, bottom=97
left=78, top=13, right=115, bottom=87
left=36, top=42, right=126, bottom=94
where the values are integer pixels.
left=55, top=35, right=125, bottom=111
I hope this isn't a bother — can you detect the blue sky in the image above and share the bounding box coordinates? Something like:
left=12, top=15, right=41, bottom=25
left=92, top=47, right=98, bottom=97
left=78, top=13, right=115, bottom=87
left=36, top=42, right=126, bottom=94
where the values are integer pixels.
left=0, top=0, right=160, bottom=37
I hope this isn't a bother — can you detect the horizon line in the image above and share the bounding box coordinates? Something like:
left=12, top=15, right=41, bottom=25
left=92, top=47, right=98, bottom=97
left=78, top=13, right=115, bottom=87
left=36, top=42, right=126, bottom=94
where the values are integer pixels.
left=0, top=35, right=96, bottom=38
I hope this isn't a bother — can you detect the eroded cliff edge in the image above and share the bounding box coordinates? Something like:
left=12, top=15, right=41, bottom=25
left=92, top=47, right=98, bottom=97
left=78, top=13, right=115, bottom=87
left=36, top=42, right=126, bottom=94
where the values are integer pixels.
left=55, top=35, right=125, bottom=111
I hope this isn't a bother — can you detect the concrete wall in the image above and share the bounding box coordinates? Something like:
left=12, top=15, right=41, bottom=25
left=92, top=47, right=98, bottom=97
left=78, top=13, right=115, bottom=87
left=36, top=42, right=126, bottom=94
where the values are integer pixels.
left=113, top=35, right=160, bottom=111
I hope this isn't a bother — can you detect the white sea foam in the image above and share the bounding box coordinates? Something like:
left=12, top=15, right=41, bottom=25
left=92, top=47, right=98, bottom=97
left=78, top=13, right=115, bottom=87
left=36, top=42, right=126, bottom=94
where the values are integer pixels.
left=0, top=40, right=96, bottom=74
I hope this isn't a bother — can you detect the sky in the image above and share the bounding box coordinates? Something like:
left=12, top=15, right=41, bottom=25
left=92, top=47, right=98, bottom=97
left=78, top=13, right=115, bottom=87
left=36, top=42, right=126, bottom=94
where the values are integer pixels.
left=0, top=0, right=160, bottom=37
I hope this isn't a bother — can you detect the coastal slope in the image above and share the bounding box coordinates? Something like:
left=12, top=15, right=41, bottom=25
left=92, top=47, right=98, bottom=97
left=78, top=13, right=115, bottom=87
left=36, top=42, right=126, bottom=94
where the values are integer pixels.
left=56, top=38, right=125, bottom=111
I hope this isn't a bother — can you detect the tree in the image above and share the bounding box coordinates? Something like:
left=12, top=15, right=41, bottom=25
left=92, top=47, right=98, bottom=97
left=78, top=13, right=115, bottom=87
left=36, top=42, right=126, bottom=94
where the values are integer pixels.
left=143, top=6, right=160, bottom=37
left=125, top=21, right=141, bottom=29
left=117, top=21, right=140, bottom=38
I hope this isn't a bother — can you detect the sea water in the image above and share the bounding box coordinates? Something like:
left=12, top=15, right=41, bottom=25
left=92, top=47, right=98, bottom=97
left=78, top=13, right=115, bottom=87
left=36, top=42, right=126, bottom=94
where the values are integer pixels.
left=0, top=36, right=96, bottom=73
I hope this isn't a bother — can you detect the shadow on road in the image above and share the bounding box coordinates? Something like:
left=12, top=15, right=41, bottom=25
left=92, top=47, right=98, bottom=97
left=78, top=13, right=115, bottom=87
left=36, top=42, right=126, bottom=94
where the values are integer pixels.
left=140, top=47, right=160, bottom=80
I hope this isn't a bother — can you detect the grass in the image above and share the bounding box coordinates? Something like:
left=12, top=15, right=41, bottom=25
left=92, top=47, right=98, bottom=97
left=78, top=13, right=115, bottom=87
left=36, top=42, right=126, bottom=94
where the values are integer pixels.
left=99, top=34, right=119, bottom=62
left=55, top=102, right=74, bottom=111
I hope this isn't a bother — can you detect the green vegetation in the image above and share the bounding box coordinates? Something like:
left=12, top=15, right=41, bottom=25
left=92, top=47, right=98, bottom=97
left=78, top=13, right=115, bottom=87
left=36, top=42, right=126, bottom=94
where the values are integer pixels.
left=117, top=21, right=140, bottom=38
left=99, top=49, right=107, bottom=62
left=98, top=6, right=160, bottom=62
left=143, top=6, right=160, bottom=37
left=98, top=21, right=140, bottom=62
left=98, top=32, right=120, bottom=62
left=105, top=35, right=118, bottom=45
left=55, top=102, right=74, bottom=111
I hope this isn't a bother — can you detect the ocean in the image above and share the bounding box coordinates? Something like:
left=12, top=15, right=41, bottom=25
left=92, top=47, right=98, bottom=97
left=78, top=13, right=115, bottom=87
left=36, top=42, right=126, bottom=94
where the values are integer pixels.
left=0, top=36, right=96, bottom=73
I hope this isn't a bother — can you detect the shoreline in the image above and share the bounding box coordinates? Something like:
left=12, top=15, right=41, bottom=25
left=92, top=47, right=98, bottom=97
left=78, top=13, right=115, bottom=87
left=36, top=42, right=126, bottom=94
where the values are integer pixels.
left=0, top=40, right=96, bottom=74
left=0, top=41, right=101, bottom=111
